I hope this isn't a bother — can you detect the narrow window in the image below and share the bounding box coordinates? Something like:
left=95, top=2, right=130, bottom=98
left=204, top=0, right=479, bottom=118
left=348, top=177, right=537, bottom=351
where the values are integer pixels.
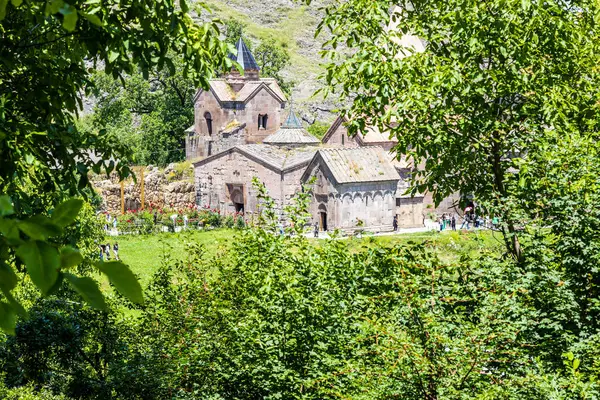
left=258, top=114, right=268, bottom=129
left=342, top=133, right=345, bottom=145
left=204, top=112, right=213, bottom=135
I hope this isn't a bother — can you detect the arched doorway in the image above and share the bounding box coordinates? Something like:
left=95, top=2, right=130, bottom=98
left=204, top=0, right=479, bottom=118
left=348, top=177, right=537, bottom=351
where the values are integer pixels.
left=229, top=186, right=245, bottom=213
left=204, top=112, right=213, bottom=136
left=318, top=204, right=328, bottom=231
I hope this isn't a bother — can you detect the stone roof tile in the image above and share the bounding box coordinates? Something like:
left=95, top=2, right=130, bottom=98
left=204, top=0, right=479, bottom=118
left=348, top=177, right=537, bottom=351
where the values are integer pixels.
left=228, top=38, right=260, bottom=71
left=317, top=147, right=400, bottom=184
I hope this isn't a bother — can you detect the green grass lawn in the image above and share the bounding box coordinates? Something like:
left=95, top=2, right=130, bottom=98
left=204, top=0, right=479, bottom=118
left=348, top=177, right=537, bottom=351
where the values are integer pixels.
left=103, top=228, right=502, bottom=293
left=101, top=229, right=236, bottom=291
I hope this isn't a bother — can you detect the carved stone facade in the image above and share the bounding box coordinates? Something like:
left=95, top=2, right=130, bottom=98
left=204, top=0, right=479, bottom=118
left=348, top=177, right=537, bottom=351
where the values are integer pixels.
left=194, top=145, right=313, bottom=216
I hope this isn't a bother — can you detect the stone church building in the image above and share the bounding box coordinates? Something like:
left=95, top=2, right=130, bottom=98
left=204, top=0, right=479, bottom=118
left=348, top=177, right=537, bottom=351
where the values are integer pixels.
left=188, top=39, right=454, bottom=232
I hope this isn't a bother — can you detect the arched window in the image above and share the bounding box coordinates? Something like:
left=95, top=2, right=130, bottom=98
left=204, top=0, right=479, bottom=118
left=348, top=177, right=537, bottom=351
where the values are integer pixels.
left=258, top=114, right=268, bottom=130
left=204, top=112, right=213, bottom=135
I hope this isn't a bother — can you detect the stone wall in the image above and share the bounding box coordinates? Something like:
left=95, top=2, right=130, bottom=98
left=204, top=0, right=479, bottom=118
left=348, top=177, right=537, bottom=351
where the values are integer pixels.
left=304, top=164, right=397, bottom=233
left=92, top=164, right=196, bottom=214
left=193, top=85, right=284, bottom=146
left=195, top=150, right=309, bottom=219
left=195, top=150, right=281, bottom=215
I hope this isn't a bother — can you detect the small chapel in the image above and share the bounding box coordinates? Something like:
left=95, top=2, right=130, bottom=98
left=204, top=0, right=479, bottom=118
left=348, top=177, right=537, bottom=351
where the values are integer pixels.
left=186, top=38, right=453, bottom=232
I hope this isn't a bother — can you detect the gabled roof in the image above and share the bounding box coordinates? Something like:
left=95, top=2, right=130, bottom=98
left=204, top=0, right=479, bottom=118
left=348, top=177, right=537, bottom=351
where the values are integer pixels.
left=228, top=38, right=260, bottom=71
left=198, top=78, right=287, bottom=105
left=322, top=116, right=398, bottom=145
left=263, top=109, right=320, bottom=146
left=302, top=147, right=400, bottom=184
left=193, top=144, right=317, bottom=173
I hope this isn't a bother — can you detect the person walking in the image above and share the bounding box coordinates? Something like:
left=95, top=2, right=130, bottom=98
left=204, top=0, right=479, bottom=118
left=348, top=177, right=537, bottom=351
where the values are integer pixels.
left=105, top=243, right=111, bottom=260
left=314, top=222, right=319, bottom=238
left=99, top=243, right=105, bottom=261
left=113, top=242, right=119, bottom=261
left=460, top=214, right=470, bottom=230
left=451, top=214, right=456, bottom=231
left=393, top=215, right=398, bottom=232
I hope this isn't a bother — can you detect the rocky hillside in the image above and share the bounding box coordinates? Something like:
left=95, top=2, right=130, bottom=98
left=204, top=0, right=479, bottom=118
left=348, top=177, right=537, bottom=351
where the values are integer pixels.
left=198, top=0, right=340, bottom=124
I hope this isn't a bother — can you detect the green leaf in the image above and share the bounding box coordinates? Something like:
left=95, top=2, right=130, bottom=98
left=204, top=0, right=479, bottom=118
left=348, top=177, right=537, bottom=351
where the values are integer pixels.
left=108, top=50, right=120, bottom=63
left=573, top=358, right=580, bottom=371
left=0, top=195, right=14, bottom=216
left=52, top=199, right=83, bottom=227
left=179, top=0, right=189, bottom=13
left=60, top=246, right=83, bottom=269
left=0, top=0, right=8, bottom=20
left=16, top=241, right=60, bottom=296
left=2, top=290, right=26, bottom=318
left=0, top=302, right=16, bottom=335
left=45, top=0, right=63, bottom=14
left=18, top=215, right=63, bottom=240
left=82, top=12, right=102, bottom=26
left=96, top=261, right=144, bottom=304
left=10, top=0, right=21, bottom=6
left=64, top=273, right=107, bottom=310
left=0, top=218, right=20, bottom=241
left=62, top=5, right=78, bottom=31
left=0, top=262, right=17, bottom=292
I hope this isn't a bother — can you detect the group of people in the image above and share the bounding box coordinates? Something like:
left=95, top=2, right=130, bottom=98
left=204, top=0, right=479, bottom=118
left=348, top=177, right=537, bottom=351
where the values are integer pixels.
left=437, top=213, right=458, bottom=231
left=104, top=213, right=118, bottom=232
left=99, top=242, right=119, bottom=261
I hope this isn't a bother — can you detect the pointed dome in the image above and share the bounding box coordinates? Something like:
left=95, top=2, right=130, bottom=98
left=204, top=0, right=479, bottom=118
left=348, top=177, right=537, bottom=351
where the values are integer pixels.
left=263, top=109, right=320, bottom=147
left=228, top=38, right=260, bottom=71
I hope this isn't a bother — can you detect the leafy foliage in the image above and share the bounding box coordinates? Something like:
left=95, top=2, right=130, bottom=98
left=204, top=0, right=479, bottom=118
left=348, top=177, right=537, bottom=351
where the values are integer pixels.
left=0, top=296, right=159, bottom=399
left=0, top=0, right=231, bottom=211
left=83, top=56, right=197, bottom=166
left=0, top=197, right=143, bottom=334
left=308, top=0, right=600, bottom=258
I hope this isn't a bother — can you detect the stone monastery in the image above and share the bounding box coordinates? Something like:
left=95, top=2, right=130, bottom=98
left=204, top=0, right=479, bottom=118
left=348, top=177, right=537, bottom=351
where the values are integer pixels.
left=186, top=38, right=453, bottom=232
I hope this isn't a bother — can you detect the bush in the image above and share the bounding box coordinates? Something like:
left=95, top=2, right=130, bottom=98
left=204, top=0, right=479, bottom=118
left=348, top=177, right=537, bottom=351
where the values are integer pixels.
left=235, top=215, right=246, bottom=230
left=223, top=215, right=235, bottom=228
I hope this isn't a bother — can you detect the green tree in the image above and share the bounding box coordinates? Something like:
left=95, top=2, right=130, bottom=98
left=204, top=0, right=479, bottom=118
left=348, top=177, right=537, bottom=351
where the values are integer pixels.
left=0, top=0, right=230, bottom=212
left=255, top=38, right=290, bottom=81
left=87, top=55, right=196, bottom=166
left=309, top=0, right=600, bottom=259
left=0, top=0, right=230, bottom=332
left=224, top=18, right=246, bottom=47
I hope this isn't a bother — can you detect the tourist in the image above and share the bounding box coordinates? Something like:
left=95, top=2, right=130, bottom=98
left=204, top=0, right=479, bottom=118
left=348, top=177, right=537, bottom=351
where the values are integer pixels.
left=278, top=221, right=284, bottom=236
left=451, top=214, right=456, bottom=231
left=314, top=222, right=319, bottom=238
left=112, top=216, right=117, bottom=232
left=460, top=214, right=470, bottom=230
left=105, top=243, right=111, bottom=260
left=113, top=242, right=119, bottom=261
left=439, top=217, right=444, bottom=231
left=183, top=214, right=188, bottom=229
left=99, top=243, right=105, bottom=261
left=393, top=215, right=398, bottom=231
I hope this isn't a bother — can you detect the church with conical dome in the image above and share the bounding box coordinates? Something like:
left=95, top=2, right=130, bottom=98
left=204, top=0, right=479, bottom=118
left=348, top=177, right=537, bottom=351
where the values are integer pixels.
left=190, top=39, right=455, bottom=232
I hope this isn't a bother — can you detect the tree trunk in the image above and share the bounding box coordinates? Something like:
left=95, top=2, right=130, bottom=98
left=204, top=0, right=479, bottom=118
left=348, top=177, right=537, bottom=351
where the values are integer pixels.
left=491, top=131, right=523, bottom=262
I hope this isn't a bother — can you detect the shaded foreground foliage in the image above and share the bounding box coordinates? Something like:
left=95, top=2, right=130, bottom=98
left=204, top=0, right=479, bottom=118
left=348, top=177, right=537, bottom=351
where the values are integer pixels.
left=2, top=224, right=599, bottom=399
